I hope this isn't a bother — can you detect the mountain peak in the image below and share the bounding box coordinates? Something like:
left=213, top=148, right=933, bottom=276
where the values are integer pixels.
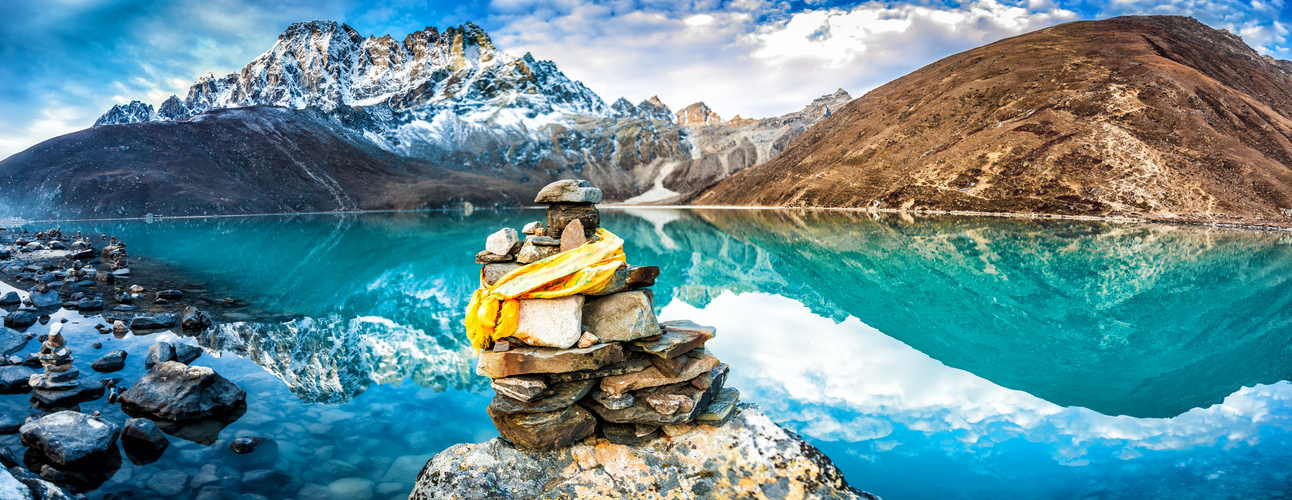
left=677, top=102, right=721, bottom=126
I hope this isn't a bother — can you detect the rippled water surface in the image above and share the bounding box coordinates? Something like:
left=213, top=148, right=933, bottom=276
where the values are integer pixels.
left=4, top=209, right=1292, bottom=499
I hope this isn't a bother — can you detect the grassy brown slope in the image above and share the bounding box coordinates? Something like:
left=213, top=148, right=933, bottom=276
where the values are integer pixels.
left=695, top=16, right=1292, bottom=222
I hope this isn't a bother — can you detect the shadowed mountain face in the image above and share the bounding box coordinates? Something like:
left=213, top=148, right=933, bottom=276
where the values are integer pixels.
left=0, top=107, right=539, bottom=219
left=697, top=16, right=1292, bottom=223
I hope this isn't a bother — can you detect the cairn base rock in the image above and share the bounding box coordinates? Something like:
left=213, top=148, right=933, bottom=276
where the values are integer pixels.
left=410, top=408, right=873, bottom=500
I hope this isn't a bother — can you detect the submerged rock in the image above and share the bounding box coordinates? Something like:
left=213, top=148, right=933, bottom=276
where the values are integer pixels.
left=410, top=408, right=872, bottom=500
left=119, top=361, right=247, bottom=421
left=19, top=411, right=121, bottom=466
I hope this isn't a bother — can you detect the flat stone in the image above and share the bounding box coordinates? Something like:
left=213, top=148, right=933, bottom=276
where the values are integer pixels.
left=475, top=250, right=514, bottom=264
left=490, top=378, right=596, bottom=414
left=487, top=403, right=596, bottom=451
left=20, top=411, right=120, bottom=466
left=130, top=314, right=176, bottom=330
left=527, top=235, right=560, bottom=246
left=477, top=342, right=625, bottom=378
left=589, top=387, right=635, bottom=410
left=583, top=290, right=658, bottom=341
left=0, top=365, right=37, bottom=393
left=559, top=219, right=587, bottom=253
left=626, top=265, right=659, bottom=289
left=491, top=376, right=548, bottom=402
left=647, top=355, right=687, bottom=378
left=482, top=262, right=523, bottom=286
left=546, top=355, right=652, bottom=384
left=485, top=228, right=520, bottom=256
left=30, top=379, right=105, bottom=406
left=29, top=291, right=60, bottom=308
left=534, top=179, right=603, bottom=204
left=515, top=240, right=560, bottom=264
left=119, top=361, right=247, bottom=421
left=157, top=289, right=183, bottom=300
left=601, top=422, right=658, bottom=445
left=512, top=296, right=584, bottom=349
left=546, top=203, right=599, bottom=240
left=600, top=354, right=721, bottom=395
left=28, top=373, right=79, bottom=390
left=589, top=364, right=728, bottom=426
left=46, top=367, right=79, bottom=383
left=0, top=327, right=27, bottom=356
left=522, top=221, right=544, bottom=235
left=697, top=388, right=740, bottom=426
left=635, top=320, right=715, bottom=359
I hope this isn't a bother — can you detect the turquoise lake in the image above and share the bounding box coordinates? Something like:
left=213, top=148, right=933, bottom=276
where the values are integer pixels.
left=3, top=208, right=1292, bottom=499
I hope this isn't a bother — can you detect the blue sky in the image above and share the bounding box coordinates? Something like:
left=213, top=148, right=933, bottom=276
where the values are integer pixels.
left=0, top=0, right=1288, bottom=159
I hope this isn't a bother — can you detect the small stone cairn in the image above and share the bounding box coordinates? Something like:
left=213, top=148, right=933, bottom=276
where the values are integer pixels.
left=473, top=180, right=741, bottom=450
left=27, top=326, right=100, bottom=407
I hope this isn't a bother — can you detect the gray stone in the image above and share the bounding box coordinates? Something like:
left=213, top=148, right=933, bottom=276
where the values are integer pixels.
left=230, top=436, right=267, bottom=454
left=475, top=250, right=514, bottom=264
left=29, top=291, right=60, bottom=308
left=583, top=290, right=658, bottom=341
left=3, top=311, right=36, bottom=329
left=0, top=326, right=26, bottom=356
left=147, top=469, right=190, bottom=496
left=173, top=342, right=203, bottom=364
left=589, top=387, right=635, bottom=410
left=477, top=342, right=625, bottom=378
left=130, top=314, right=176, bottom=330
left=487, top=404, right=596, bottom=451
left=559, top=219, right=587, bottom=252
left=515, top=240, right=560, bottom=264
left=491, top=376, right=548, bottom=402
left=157, top=289, right=183, bottom=300
left=119, top=361, right=247, bottom=421
left=482, top=262, right=523, bottom=286
left=92, top=350, right=128, bottom=372
left=225, top=437, right=278, bottom=469
left=122, top=418, right=169, bottom=451
left=0, top=413, right=21, bottom=434
left=0, top=469, right=31, bottom=499
left=535, top=179, right=603, bottom=204
left=490, top=378, right=597, bottom=414
left=0, top=292, right=19, bottom=305
left=145, top=342, right=176, bottom=369
left=19, top=411, right=120, bottom=465
left=28, top=373, right=79, bottom=390
left=527, top=235, right=560, bottom=246
left=697, top=388, right=740, bottom=426
left=485, top=227, right=520, bottom=256
left=30, top=379, right=105, bottom=406
left=545, top=203, right=599, bottom=240
left=6, top=467, right=71, bottom=500
left=75, top=298, right=104, bottom=310
left=512, top=296, right=584, bottom=349
left=0, top=443, right=17, bottom=467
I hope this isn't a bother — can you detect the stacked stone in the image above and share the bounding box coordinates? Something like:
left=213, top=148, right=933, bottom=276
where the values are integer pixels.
left=27, top=328, right=102, bottom=407
left=474, top=180, right=741, bottom=451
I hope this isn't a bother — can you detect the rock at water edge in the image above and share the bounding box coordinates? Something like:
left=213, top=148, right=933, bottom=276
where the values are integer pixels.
left=122, top=418, right=170, bottom=451
left=119, top=361, right=247, bottom=421
left=512, top=296, right=583, bottom=349
left=491, top=376, right=548, bottom=402
left=19, top=411, right=120, bottom=466
left=410, top=408, right=873, bottom=500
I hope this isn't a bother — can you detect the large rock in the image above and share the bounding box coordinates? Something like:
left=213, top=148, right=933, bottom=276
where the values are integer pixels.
left=19, top=411, right=120, bottom=466
left=583, top=290, right=658, bottom=341
left=119, top=361, right=247, bottom=421
left=512, top=296, right=584, bottom=349
left=534, top=180, right=603, bottom=204
left=486, top=404, right=597, bottom=451
left=0, top=326, right=27, bottom=356
left=410, top=408, right=873, bottom=500
left=477, top=342, right=625, bottom=379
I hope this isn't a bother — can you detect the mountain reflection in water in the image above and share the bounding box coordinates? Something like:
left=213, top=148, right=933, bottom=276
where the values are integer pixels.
left=44, top=208, right=1292, bottom=498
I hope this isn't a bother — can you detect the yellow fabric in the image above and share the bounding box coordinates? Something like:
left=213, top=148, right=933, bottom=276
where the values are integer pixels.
left=465, top=227, right=627, bottom=350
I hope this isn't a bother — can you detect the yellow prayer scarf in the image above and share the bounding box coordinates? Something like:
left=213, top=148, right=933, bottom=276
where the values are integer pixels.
left=465, top=227, right=627, bottom=350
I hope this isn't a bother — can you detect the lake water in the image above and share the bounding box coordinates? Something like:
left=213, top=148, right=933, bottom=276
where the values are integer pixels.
left=3, top=208, right=1291, bottom=499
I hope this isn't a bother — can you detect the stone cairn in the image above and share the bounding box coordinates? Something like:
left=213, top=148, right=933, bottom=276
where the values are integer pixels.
left=473, top=180, right=741, bottom=450
left=27, top=326, right=100, bottom=407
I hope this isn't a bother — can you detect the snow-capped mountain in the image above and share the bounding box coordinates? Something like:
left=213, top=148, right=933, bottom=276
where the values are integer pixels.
left=94, top=100, right=155, bottom=126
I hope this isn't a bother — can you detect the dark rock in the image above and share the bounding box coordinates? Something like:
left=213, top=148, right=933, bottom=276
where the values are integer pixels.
left=225, top=437, right=278, bottom=468
left=121, top=418, right=169, bottom=452
left=30, top=380, right=106, bottom=406
left=0, top=365, right=38, bottom=393
left=601, top=422, right=658, bottom=445
left=546, top=202, right=599, bottom=240
left=482, top=262, right=523, bottom=286
left=0, top=326, right=27, bottom=356
left=582, top=264, right=629, bottom=296
left=3, top=311, right=36, bottom=329
left=487, top=404, right=596, bottom=451
left=527, top=235, right=560, bottom=246
left=19, top=411, right=120, bottom=466
left=489, top=378, right=597, bottom=414
left=514, top=240, right=561, bottom=264
left=91, top=342, right=101, bottom=349
left=181, top=306, right=211, bottom=330
left=92, top=350, right=127, bottom=373
left=589, top=386, right=635, bottom=410
left=0, top=443, right=18, bottom=467
left=0, top=413, right=22, bottom=434
left=0, top=292, right=18, bottom=305
left=144, top=342, right=176, bottom=369
left=114, top=293, right=131, bottom=304
left=697, top=388, right=740, bottom=426
left=476, top=342, right=625, bottom=378
left=119, top=361, right=247, bottom=421
left=28, top=291, right=60, bottom=309
left=157, top=290, right=183, bottom=300
left=546, top=355, right=653, bottom=384
left=8, top=466, right=75, bottom=500
left=38, top=465, right=66, bottom=481
left=626, top=265, right=659, bottom=289
left=129, top=314, right=176, bottom=330
left=75, top=298, right=104, bottom=310
left=173, top=343, right=202, bottom=364
left=112, top=305, right=137, bottom=312
left=230, top=436, right=266, bottom=454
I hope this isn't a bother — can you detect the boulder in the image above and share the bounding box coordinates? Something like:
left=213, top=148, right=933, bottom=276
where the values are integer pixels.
left=489, top=378, right=597, bottom=414
left=4, top=311, right=36, bottom=329
left=545, top=203, right=599, bottom=240
left=410, top=409, right=872, bottom=500
left=512, top=296, right=584, bottom=349
left=582, top=265, right=629, bottom=296
left=534, top=179, right=603, bottom=204
left=119, top=361, right=247, bottom=421
left=477, top=343, right=625, bottom=379
left=122, top=418, right=170, bottom=452
left=0, top=326, right=27, bottom=356
left=583, top=290, right=658, bottom=341
left=19, top=411, right=120, bottom=466
left=486, top=404, right=596, bottom=451
left=485, top=228, right=520, bottom=256
left=91, top=350, right=128, bottom=373
left=600, top=422, right=658, bottom=446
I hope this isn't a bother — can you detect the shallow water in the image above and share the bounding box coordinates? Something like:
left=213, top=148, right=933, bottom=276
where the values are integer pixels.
left=3, top=209, right=1292, bottom=499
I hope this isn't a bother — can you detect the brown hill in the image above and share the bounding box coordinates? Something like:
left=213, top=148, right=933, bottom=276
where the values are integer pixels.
left=0, top=107, right=538, bottom=219
left=695, top=16, right=1292, bottom=224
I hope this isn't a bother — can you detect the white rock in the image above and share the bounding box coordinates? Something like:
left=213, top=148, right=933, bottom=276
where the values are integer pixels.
left=522, top=221, right=544, bottom=235
left=513, top=296, right=584, bottom=349
left=0, top=470, right=31, bottom=500
left=485, top=228, right=519, bottom=256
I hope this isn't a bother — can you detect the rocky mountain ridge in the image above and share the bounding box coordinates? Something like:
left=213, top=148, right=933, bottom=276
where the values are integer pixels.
left=697, top=16, right=1292, bottom=226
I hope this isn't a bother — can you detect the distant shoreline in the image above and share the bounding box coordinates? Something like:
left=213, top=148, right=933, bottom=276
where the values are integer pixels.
left=8, top=205, right=1291, bottom=234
